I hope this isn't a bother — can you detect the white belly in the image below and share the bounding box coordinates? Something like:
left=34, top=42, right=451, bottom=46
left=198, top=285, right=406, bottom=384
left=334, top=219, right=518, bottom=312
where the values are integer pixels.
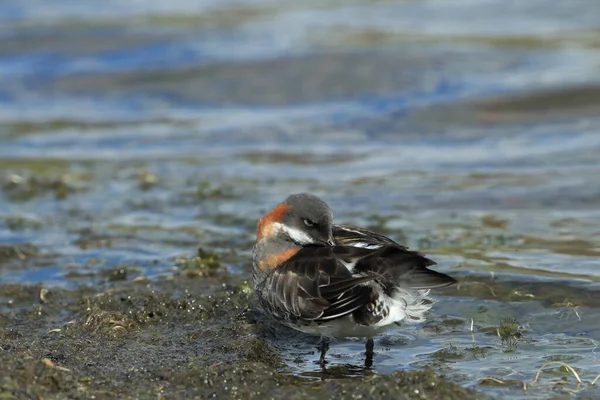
left=291, top=315, right=393, bottom=339
left=288, top=288, right=434, bottom=339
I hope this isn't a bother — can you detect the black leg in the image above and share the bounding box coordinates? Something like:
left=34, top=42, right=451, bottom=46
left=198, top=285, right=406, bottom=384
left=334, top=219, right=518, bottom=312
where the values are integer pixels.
left=318, top=338, right=329, bottom=369
left=365, top=338, right=374, bottom=369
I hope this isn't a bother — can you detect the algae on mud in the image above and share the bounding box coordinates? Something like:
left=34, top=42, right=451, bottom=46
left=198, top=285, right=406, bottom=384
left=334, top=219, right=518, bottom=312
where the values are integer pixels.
left=0, top=278, right=486, bottom=400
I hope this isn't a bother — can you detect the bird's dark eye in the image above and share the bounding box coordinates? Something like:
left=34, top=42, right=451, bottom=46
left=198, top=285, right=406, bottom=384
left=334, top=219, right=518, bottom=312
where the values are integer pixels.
left=303, top=218, right=316, bottom=228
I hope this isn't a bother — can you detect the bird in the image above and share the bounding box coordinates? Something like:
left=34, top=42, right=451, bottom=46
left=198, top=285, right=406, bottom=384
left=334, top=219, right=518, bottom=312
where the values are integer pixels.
left=252, top=193, right=456, bottom=368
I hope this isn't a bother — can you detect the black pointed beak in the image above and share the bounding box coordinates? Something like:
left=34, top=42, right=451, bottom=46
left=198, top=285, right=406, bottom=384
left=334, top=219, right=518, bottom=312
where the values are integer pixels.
left=316, top=238, right=335, bottom=246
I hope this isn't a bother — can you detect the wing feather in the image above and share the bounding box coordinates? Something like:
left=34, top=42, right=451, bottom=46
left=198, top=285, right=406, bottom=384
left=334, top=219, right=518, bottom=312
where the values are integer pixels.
left=349, top=245, right=456, bottom=290
left=257, top=246, right=376, bottom=323
left=333, top=225, right=456, bottom=290
left=333, top=224, right=401, bottom=248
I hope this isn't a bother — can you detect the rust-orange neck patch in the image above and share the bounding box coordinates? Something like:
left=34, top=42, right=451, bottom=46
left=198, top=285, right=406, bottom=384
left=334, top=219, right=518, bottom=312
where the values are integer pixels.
left=257, top=247, right=299, bottom=271
left=256, top=202, right=289, bottom=241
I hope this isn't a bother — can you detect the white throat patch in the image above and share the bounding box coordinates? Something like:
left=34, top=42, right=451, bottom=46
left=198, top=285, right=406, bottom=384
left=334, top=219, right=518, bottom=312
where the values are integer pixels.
left=272, top=222, right=314, bottom=245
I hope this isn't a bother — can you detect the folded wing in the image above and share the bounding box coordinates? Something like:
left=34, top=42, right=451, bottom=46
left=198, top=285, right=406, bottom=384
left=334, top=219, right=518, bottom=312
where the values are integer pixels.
left=333, top=224, right=402, bottom=248
left=333, top=224, right=456, bottom=290
left=348, top=245, right=457, bottom=290
left=258, top=246, right=376, bottom=323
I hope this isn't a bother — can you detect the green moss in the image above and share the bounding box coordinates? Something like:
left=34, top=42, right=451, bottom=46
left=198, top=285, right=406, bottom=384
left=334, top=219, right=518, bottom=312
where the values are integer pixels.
left=3, top=216, right=43, bottom=231
left=99, top=267, right=128, bottom=282
left=175, top=247, right=224, bottom=276
left=235, top=281, right=254, bottom=295
left=196, top=182, right=233, bottom=199
left=2, top=173, right=80, bottom=202
left=429, top=345, right=465, bottom=361
left=244, top=339, right=284, bottom=366
left=498, top=317, right=522, bottom=351
left=468, top=345, right=491, bottom=359
left=366, top=214, right=389, bottom=230
left=479, top=377, right=524, bottom=388
left=442, top=318, right=466, bottom=327
left=138, top=171, right=159, bottom=191
left=480, top=215, right=509, bottom=229
left=0, top=244, right=38, bottom=262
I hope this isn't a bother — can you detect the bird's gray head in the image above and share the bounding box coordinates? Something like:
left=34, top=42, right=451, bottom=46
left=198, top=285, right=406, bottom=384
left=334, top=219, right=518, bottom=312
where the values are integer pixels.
left=278, top=193, right=334, bottom=246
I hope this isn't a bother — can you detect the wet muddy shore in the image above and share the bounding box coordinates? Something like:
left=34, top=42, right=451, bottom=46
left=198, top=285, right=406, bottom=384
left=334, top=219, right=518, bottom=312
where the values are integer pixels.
left=1, top=277, right=488, bottom=400
left=2, top=233, right=600, bottom=398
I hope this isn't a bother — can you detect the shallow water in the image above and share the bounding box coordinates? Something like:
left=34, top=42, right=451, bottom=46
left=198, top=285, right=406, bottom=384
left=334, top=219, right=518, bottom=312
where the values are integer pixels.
left=1, top=0, right=600, bottom=398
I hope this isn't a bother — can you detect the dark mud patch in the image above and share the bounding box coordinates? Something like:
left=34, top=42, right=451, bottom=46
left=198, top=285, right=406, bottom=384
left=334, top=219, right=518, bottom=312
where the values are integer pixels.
left=0, top=280, right=488, bottom=399
left=1, top=172, right=87, bottom=202
left=0, top=244, right=39, bottom=263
